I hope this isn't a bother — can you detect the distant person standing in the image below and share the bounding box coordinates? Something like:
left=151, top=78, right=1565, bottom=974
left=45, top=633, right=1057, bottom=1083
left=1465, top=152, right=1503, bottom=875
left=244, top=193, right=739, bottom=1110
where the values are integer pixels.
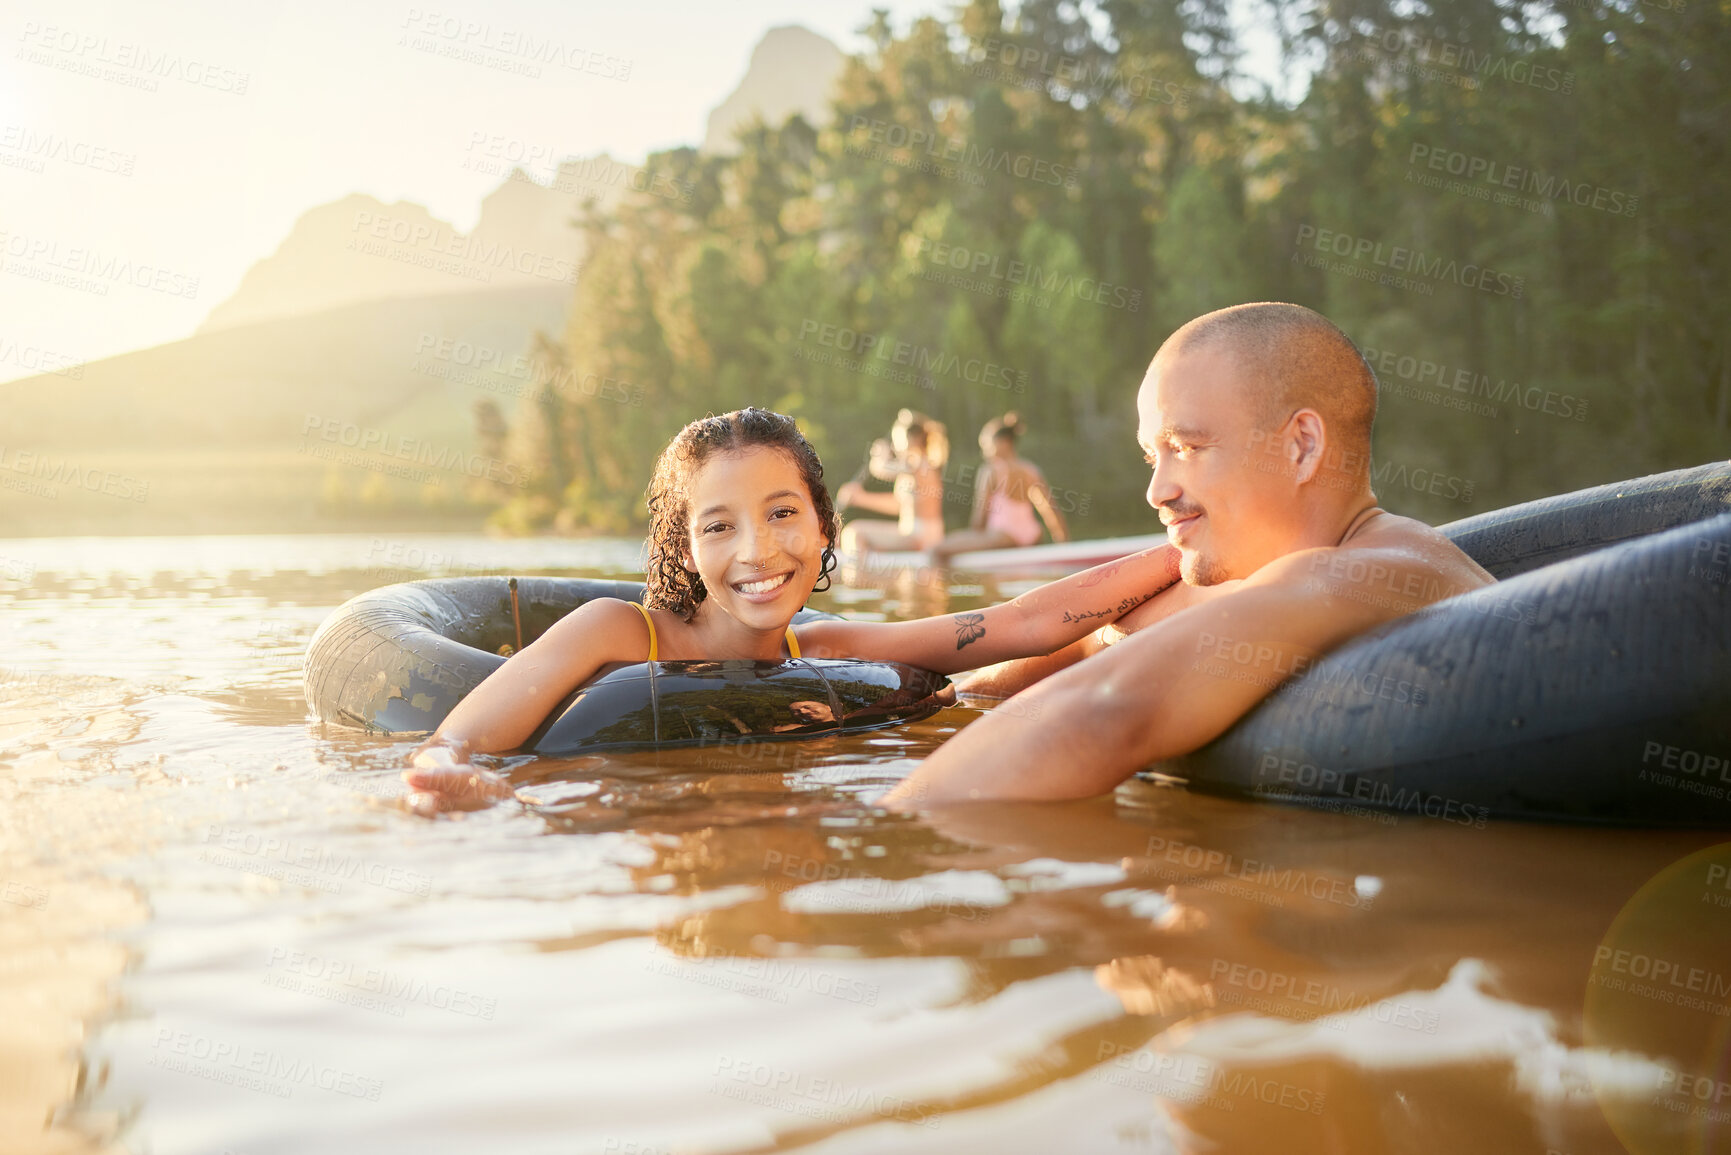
left=930, top=413, right=1068, bottom=564
left=836, top=410, right=949, bottom=554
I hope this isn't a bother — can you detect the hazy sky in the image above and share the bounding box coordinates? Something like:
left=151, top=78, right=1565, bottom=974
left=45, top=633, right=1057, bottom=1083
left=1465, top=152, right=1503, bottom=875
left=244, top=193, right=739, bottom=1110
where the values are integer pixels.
left=0, top=0, right=945, bottom=382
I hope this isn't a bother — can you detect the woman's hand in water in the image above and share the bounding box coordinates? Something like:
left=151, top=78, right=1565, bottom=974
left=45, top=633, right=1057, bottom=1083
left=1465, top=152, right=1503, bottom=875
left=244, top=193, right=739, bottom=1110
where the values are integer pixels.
left=401, top=739, right=515, bottom=816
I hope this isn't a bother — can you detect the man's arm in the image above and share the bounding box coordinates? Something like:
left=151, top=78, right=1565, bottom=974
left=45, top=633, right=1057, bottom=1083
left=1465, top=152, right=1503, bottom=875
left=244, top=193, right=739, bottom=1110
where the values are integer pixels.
left=955, top=635, right=1098, bottom=699
left=883, top=547, right=1446, bottom=806
left=952, top=570, right=1231, bottom=698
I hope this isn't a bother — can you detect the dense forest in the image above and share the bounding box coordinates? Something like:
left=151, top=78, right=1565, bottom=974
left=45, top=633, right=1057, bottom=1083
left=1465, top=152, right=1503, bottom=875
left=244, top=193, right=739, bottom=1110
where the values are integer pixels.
left=483, top=0, right=1731, bottom=537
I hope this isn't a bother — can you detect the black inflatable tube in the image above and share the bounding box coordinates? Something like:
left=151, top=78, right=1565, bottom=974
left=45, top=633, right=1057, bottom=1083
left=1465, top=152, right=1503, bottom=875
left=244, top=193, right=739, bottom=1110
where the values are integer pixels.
left=303, top=577, right=952, bottom=754
left=1434, top=460, right=1731, bottom=579
left=305, top=463, right=1730, bottom=820
left=1157, top=462, right=1731, bottom=826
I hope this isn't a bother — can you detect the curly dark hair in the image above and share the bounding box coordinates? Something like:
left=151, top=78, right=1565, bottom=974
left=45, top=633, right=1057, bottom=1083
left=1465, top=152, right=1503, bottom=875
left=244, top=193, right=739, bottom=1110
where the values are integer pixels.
left=644, top=408, right=839, bottom=620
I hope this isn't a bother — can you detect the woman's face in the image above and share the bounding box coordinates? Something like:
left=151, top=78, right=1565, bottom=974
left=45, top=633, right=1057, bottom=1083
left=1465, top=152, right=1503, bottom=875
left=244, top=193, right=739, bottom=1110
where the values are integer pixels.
left=683, top=446, right=828, bottom=632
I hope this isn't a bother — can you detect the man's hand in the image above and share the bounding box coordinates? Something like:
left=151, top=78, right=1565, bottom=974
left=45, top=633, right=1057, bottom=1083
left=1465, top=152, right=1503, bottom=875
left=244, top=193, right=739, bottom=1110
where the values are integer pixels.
left=402, top=743, right=515, bottom=816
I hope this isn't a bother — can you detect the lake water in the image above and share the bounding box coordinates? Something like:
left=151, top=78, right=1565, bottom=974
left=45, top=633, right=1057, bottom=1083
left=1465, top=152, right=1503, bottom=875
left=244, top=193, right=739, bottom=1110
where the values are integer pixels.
left=2, top=534, right=1726, bottom=1155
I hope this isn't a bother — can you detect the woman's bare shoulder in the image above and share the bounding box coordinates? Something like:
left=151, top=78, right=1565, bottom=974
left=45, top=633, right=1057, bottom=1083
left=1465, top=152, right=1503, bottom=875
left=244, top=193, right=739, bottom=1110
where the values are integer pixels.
left=539, top=596, right=655, bottom=658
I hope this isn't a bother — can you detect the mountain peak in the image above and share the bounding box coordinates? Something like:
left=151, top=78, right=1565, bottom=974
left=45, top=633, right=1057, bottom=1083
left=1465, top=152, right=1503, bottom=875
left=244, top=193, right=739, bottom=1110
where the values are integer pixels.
left=702, top=25, right=846, bottom=155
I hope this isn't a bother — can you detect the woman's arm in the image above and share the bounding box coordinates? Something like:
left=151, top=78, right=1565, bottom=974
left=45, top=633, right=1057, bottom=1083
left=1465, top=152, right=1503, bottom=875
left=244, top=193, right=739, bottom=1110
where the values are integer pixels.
left=1027, top=468, right=1069, bottom=543
left=837, top=481, right=900, bottom=517
left=401, top=598, right=649, bottom=812
left=797, top=544, right=1181, bottom=675
left=968, top=464, right=994, bottom=531
left=432, top=597, right=649, bottom=752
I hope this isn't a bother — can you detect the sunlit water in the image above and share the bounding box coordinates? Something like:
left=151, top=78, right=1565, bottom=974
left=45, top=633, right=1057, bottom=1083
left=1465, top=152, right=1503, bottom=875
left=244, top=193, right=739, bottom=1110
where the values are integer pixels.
left=1, top=534, right=1726, bottom=1155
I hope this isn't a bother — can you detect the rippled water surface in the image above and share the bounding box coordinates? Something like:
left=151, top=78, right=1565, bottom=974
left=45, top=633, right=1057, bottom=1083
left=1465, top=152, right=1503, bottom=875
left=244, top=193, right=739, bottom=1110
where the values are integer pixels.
left=2, top=534, right=1726, bottom=1155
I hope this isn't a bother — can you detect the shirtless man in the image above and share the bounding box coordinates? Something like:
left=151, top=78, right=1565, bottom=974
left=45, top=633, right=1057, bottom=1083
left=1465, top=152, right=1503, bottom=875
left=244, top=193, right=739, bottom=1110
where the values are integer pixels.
left=884, top=302, right=1496, bottom=806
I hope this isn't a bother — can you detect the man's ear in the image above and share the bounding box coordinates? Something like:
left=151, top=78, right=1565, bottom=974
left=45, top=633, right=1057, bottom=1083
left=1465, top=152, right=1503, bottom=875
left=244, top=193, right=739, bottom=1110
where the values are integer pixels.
left=1288, top=409, right=1327, bottom=484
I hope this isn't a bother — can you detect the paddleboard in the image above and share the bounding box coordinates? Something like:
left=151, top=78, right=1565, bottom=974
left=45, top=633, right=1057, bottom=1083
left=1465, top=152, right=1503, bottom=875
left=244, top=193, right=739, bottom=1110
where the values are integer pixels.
left=840, top=532, right=1168, bottom=577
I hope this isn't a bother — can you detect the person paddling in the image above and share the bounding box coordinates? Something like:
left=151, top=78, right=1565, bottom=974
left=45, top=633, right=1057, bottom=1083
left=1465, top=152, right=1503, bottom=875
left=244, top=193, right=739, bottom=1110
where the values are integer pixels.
left=929, top=412, right=1069, bottom=564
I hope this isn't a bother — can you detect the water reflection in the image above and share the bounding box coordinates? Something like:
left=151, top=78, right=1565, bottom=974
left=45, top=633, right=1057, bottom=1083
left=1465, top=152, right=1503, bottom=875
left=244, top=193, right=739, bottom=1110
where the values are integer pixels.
left=2, top=534, right=1725, bottom=1155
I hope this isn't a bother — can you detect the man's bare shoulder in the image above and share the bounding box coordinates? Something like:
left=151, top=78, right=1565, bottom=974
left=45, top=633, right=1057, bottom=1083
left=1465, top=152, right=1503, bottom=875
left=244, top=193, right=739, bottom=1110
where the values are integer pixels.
left=1251, top=510, right=1494, bottom=615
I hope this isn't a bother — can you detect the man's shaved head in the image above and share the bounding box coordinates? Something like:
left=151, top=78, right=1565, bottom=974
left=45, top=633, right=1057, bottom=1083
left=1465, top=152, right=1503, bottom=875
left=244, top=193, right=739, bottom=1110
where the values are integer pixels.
left=1138, top=303, right=1382, bottom=585
left=1154, top=302, right=1378, bottom=452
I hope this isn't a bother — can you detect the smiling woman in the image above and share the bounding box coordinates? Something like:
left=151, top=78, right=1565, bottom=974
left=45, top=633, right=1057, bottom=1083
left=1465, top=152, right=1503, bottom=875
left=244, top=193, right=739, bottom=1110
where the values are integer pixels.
left=397, top=407, right=1183, bottom=813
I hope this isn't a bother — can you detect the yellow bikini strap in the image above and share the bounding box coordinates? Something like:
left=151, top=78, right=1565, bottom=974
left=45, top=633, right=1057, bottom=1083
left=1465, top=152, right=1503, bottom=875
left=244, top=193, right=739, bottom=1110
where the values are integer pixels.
left=629, top=601, right=658, bottom=662
left=632, top=601, right=792, bottom=662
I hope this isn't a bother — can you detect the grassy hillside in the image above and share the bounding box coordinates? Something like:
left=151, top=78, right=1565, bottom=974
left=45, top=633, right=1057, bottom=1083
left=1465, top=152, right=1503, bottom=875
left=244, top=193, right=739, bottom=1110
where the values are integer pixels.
left=1, top=285, right=569, bottom=535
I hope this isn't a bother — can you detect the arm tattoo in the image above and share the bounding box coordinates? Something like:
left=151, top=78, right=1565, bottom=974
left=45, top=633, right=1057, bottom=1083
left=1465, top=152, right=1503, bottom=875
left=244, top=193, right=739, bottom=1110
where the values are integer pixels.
left=1074, top=559, right=1124, bottom=589
left=954, top=612, right=986, bottom=651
